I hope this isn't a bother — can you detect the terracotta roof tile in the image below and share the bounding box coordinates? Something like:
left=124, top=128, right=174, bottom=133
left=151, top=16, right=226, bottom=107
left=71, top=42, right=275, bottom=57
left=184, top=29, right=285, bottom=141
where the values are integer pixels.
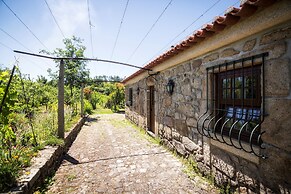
left=122, top=0, right=278, bottom=84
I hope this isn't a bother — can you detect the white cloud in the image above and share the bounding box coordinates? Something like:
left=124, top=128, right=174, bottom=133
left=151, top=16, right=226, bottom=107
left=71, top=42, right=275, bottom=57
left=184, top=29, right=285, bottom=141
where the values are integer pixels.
left=43, top=0, right=92, bottom=51
left=52, top=1, right=87, bottom=36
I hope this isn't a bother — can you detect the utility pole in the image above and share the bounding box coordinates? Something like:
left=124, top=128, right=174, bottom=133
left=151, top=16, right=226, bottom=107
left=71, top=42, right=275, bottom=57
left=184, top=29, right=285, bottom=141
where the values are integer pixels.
left=58, top=59, right=65, bottom=138
left=81, top=83, right=84, bottom=117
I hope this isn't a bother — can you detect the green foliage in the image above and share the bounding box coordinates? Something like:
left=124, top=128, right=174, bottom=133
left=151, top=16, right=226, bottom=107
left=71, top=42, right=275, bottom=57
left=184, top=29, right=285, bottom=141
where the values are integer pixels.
left=93, top=106, right=113, bottom=114
left=41, top=36, right=89, bottom=93
left=0, top=145, right=35, bottom=192
left=84, top=99, right=93, bottom=114
left=84, top=79, right=125, bottom=113
left=0, top=36, right=125, bottom=191
left=44, top=136, right=64, bottom=146
left=0, top=66, right=82, bottom=191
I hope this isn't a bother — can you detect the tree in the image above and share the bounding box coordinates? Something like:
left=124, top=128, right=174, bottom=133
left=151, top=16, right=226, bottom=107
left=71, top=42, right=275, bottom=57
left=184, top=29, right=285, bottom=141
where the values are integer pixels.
left=41, top=36, right=89, bottom=98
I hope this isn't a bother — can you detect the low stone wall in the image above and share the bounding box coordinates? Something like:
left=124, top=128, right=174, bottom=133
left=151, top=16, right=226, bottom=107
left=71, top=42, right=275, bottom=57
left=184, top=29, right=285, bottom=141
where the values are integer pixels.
left=8, top=117, right=86, bottom=194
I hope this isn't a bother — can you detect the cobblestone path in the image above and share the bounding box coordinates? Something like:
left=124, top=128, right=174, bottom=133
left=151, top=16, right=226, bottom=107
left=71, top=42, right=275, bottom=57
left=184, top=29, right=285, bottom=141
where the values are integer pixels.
left=46, top=114, right=218, bottom=194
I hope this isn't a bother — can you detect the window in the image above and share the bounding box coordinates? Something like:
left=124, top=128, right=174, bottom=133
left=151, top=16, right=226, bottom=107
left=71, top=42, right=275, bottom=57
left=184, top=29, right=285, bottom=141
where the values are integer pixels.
left=196, top=53, right=268, bottom=157
left=216, top=66, right=262, bottom=145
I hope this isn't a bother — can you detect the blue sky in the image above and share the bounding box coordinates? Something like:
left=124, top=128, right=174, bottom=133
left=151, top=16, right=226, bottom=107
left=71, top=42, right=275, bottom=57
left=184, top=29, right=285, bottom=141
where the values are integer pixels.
left=0, top=0, right=239, bottom=79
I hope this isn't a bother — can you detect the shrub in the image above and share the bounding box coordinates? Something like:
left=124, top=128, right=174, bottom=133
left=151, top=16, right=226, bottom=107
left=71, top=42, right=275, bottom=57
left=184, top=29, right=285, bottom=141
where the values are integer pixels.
left=84, top=99, right=93, bottom=114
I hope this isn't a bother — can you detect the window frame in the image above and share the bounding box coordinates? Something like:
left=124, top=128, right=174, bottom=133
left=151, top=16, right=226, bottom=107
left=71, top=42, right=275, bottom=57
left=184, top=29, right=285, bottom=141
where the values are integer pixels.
left=196, top=52, right=268, bottom=158
left=214, top=65, right=262, bottom=145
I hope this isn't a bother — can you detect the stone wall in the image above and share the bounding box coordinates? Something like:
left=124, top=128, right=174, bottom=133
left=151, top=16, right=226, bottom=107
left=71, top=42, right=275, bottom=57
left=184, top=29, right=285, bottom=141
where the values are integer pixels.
left=10, top=117, right=87, bottom=194
left=125, top=21, right=291, bottom=193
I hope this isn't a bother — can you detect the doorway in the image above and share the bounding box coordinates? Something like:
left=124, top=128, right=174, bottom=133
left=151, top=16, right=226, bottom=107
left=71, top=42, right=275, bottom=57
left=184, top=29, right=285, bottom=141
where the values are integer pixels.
left=147, top=86, right=155, bottom=133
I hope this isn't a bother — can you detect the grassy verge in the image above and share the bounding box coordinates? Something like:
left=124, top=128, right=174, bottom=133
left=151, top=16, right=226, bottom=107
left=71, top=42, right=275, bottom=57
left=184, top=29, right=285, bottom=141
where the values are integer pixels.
left=109, top=118, right=161, bottom=145
left=0, top=107, right=82, bottom=192
left=93, top=108, right=113, bottom=114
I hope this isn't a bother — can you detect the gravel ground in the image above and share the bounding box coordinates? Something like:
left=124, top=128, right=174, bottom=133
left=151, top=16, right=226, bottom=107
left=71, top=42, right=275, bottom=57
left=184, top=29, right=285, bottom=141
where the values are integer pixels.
left=46, top=114, right=218, bottom=194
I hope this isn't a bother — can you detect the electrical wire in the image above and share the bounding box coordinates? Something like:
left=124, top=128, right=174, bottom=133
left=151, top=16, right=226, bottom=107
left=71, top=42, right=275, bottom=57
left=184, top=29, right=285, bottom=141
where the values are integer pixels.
left=127, top=0, right=173, bottom=62
left=0, top=41, right=13, bottom=51
left=0, top=27, right=53, bottom=68
left=87, top=0, right=94, bottom=57
left=110, top=0, right=130, bottom=60
left=1, top=46, right=52, bottom=71
left=18, top=56, right=50, bottom=75
left=0, top=27, right=33, bottom=52
left=1, top=0, right=49, bottom=50
left=144, top=0, right=222, bottom=65
left=0, top=38, right=53, bottom=71
left=184, top=0, right=240, bottom=38
left=44, top=0, right=66, bottom=39
left=143, top=0, right=240, bottom=66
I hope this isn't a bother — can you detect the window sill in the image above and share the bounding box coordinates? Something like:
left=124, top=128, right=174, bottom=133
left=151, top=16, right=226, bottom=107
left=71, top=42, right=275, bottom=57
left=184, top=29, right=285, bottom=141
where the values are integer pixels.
left=210, top=139, right=259, bottom=164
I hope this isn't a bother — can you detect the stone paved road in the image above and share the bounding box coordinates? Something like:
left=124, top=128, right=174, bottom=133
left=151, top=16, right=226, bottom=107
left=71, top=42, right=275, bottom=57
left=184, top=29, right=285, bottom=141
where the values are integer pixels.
left=46, top=114, right=218, bottom=194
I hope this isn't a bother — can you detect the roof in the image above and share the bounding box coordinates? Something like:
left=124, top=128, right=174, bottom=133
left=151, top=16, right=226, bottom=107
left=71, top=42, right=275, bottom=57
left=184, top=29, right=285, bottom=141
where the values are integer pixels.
left=122, top=0, right=278, bottom=84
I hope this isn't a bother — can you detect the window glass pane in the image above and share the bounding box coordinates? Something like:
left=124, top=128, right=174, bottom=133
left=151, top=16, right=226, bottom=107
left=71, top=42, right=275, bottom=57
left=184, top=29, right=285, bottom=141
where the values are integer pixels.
left=223, top=89, right=226, bottom=99
left=234, top=88, right=242, bottom=99
left=223, top=89, right=231, bottom=99
left=217, top=65, right=262, bottom=142
left=235, top=77, right=242, bottom=88
left=245, top=76, right=256, bottom=88
left=222, top=78, right=231, bottom=88
left=245, top=87, right=257, bottom=99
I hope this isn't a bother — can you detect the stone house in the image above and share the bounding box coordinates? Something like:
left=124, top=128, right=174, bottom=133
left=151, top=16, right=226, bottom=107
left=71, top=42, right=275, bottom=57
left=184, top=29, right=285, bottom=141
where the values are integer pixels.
left=122, top=0, right=291, bottom=193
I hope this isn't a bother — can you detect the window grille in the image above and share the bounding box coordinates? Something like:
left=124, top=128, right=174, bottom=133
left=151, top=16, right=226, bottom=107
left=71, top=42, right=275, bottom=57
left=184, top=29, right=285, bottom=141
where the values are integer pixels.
left=196, top=53, right=268, bottom=158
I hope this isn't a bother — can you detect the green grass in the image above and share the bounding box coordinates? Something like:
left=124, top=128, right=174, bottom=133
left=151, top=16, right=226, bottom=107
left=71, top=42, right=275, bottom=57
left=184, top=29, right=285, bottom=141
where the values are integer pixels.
left=44, top=136, right=64, bottom=146
left=67, top=174, right=77, bottom=181
left=93, top=108, right=113, bottom=114
left=65, top=115, right=81, bottom=132
left=0, top=106, right=83, bottom=192
left=109, top=117, right=128, bottom=128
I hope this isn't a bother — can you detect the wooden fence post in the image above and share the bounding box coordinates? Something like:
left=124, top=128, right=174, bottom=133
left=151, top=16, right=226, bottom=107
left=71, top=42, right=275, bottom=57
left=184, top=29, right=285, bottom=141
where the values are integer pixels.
left=58, top=59, right=65, bottom=139
left=81, top=83, right=84, bottom=117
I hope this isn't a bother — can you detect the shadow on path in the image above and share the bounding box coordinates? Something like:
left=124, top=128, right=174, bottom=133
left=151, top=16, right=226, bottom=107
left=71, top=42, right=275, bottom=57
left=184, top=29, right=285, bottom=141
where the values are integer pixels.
left=63, top=154, right=80, bottom=165
left=83, top=116, right=100, bottom=126
left=63, top=151, right=167, bottom=166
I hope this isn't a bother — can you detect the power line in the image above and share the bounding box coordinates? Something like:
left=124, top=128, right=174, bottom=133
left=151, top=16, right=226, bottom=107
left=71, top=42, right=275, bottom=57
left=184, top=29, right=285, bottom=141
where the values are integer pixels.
left=19, top=56, right=50, bottom=73
left=0, top=42, right=50, bottom=72
left=1, top=0, right=49, bottom=50
left=110, top=0, right=130, bottom=60
left=87, top=0, right=94, bottom=57
left=127, top=0, right=173, bottom=62
left=184, top=0, right=240, bottom=38
left=0, top=41, right=13, bottom=51
left=145, top=0, right=222, bottom=65
left=0, top=27, right=33, bottom=52
left=0, top=27, right=53, bottom=69
left=44, top=0, right=66, bottom=39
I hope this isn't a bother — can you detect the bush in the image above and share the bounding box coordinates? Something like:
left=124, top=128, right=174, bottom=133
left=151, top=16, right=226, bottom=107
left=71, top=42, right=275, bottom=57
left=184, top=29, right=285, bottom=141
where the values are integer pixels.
left=0, top=159, right=18, bottom=192
left=0, top=146, right=35, bottom=192
left=84, top=99, right=93, bottom=114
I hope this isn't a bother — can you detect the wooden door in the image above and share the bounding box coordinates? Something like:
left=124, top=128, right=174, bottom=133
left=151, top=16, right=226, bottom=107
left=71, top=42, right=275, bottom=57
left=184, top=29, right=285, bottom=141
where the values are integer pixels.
left=147, top=86, right=155, bottom=133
